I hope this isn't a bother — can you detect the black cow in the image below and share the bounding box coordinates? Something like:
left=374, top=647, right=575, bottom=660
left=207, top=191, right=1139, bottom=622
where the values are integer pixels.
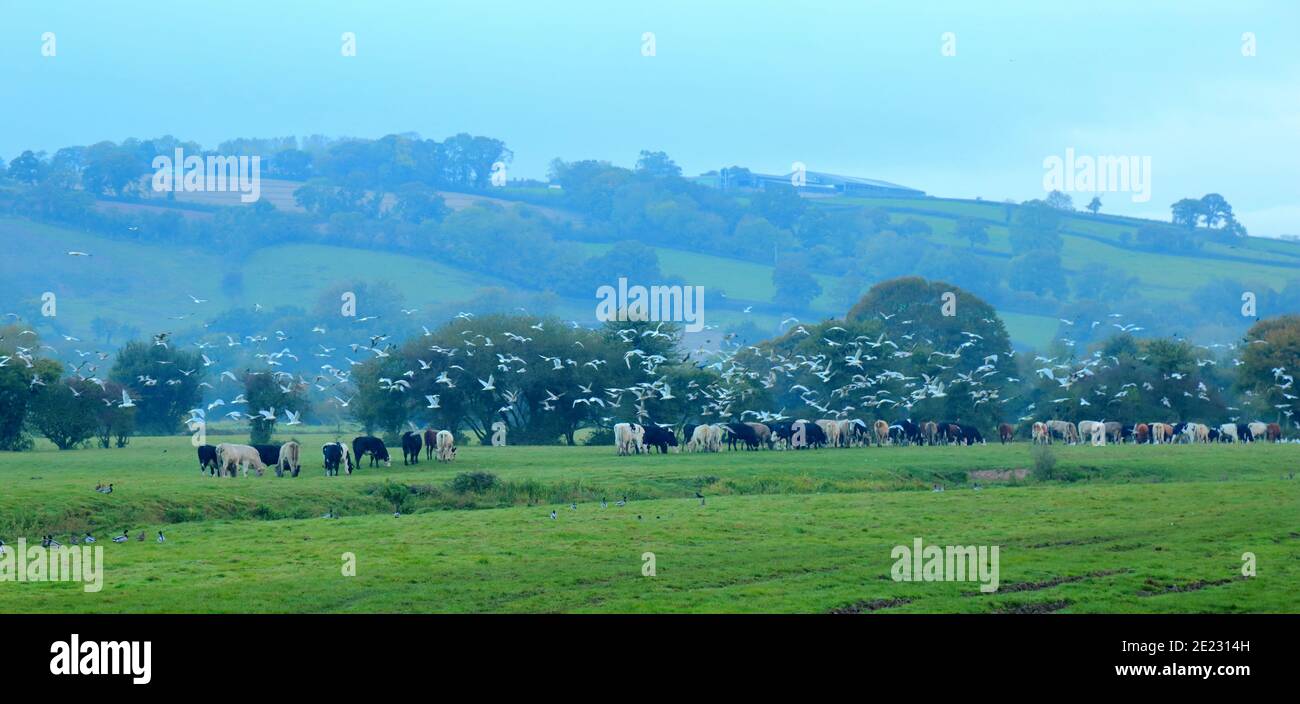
left=1236, top=423, right=1255, bottom=443
left=725, top=422, right=761, bottom=450
left=895, top=420, right=922, bottom=446
left=956, top=424, right=984, bottom=445
left=641, top=424, right=679, bottom=454
left=682, top=424, right=697, bottom=446
left=253, top=444, right=281, bottom=467
left=197, top=444, right=220, bottom=476
left=353, top=436, right=391, bottom=467
left=936, top=422, right=961, bottom=445
left=401, top=431, right=422, bottom=465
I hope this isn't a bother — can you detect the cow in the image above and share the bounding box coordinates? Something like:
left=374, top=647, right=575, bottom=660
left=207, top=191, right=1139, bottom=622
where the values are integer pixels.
left=1194, top=423, right=1210, bottom=444
left=847, top=419, right=872, bottom=447
left=1218, top=423, right=1238, bottom=443
left=815, top=420, right=840, bottom=449
left=1047, top=420, right=1078, bottom=445
left=322, top=441, right=353, bottom=476
left=956, top=424, right=984, bottom=446
left=921, top=421, right=938, bottom=446
left=1266, top=422, right=1282, bottom=443
left=998, top=423, right=1014, bottom=444
left=353, top=436, right=391, bottom=468
left=642, top=424, right=679, bottom=453
left=747, top=422, right=773, bottom=449
left=1031, top=421, right=1049, bottom=445
left=1104, top=421, right=1123, bottom=444
left=682, top=424, right=697, bottom=448
left=216, top=443, right=265, bottom=478
left=1078, top=421, right=1104, bottom=447
left=197, top=444, right=220, bottom=476
left=435, top=430, right=457, bottom=462
left=1236, top=423, right=1255, bottom=443
left=873, top=420, right=890, bottom=447
left=895, top=419, right=922, bottom=446
left=614, top=422, right=644, bottom=456
left=1248, top=422, right=1268, bottom=443
left=686, top=424, right=712, bottom=452
left=786, top=420, right=826, bottom=449
left=401, top=431, right=422, bottom=465
left=277, top=441, right=301, bottom=477
left=1135, top=423, right=1150, bottom=444
left=1151, top=423, right=1172, bottom=444
left=252, top=444, right=281, bottom=468
left=423, top=428, right=438, bottom=460
left=724, top=422, right=761, bottom=451
left=835, top=419, right=853, bottom=448
left=707, top=424, right=725, bottom=452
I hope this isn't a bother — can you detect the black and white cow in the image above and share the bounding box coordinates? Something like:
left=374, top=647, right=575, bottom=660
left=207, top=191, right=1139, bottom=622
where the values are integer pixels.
left=197, top=444, right=220, bottom=475
left=641, top=424, right=679, bottom=454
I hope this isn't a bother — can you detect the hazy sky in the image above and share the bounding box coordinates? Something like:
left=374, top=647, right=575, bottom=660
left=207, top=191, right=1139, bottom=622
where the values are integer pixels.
left=2, top=1, right=1297, bottom=234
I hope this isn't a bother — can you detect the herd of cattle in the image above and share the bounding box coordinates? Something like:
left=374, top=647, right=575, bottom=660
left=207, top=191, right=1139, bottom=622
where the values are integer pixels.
left=196, top=429, right=458, bottom=477
left=194, top=418, right=1287, bottom=474
left=1030, top=420, right=1283, bottom=446
left=613, top=418, right=1287, bottom=454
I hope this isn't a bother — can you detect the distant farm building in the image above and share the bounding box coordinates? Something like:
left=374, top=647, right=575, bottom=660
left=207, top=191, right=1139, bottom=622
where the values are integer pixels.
left=693, top=167, right=924, bottom=199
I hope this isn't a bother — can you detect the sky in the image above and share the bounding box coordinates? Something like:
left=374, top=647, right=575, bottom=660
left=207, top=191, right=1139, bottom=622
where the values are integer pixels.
left=1, top=0, right=1297, bottom=235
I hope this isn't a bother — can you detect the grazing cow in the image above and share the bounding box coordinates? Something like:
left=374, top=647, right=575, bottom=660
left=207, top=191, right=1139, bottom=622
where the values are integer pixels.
left=847, top=419, right=872, bottom=447
left=873, top=420, right=890, bottom=446
left=1078, top=421, right=1104, bottom=447
left=747, top=422, right=773, bottom=449
left=642, top=424, right=679, bottom=453
left=1135, top=423, right=1150, bottom=444
left=1236, top=423, right=1255, bottom=443
left=197, top=444, right=220, bottom=476
left=216, top=443, right=265, bottom=478
left=707, top=424, right=725, bottom=452
left=1031, top=421, right=1049, bottom=445
left=401, top=431, right=422, bottom=465
left=1104, top=421, right=1123, bottom=444
left=956, top=424, right=984, bottom=445
left=1047, top=420, right=1078, bottom=445
left=682, top=424, right=697, bottom=447
left=277, top=441, right=301, bottom=477
left=998, top=423, right=1014, bottom=444
left=435, top=430, right=457, bottom=461
left=724, top=422, right=761, bottom=451
left=614, top=422, right=644, bottom=456
left=835, top=419, right=853, bottom=448
left=686, top=424, right=712, bottom=452
left=895, top=420, right=922, bottom=446
left=252, top=444, right=281, bottom=468
left=816, top=420, right=840, bottom=449
left=322, top=442, right=353, bottom=476
left=1151, top=423, right=1172, bottom=444
left=1266, top=422, right=1282, bottom=443
left=1194, top=423, right=1210, bottom=444
left=1218, top=423, right=1238, bottom=443
left=1208, top=427, right=1221, bottom=443
left=353, top=436, right=391, bottom=468
left=922, top=421, right=939, bottom=446
left=423, top=428, right=438, bottom=460
left=787, top=420, right=826, bottom=449
left=1248, top=422, right=1268, bottom=443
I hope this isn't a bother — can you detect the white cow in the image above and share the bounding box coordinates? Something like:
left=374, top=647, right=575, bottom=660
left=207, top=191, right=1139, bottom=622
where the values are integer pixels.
left=216, top=443, right=265, bottom=478
left=686, top=425, right=711, bottom=452
left=435, top=429, right=457, bottom=461
left=614, top=423, right=645, bottom=456
left=1248, top=422, right=1267, bottom=442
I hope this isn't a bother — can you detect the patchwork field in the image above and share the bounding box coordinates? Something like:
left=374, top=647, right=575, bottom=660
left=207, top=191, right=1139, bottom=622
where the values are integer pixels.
left=1, top=434, right=1296, bottom=613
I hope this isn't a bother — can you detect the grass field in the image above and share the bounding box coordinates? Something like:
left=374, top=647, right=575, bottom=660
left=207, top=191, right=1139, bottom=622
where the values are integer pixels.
left=2, top=434, right=1296, bottom=613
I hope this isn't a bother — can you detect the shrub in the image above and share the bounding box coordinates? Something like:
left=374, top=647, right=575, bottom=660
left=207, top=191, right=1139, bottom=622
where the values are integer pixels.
left=1032, top=445, right=1058, bottom=481
left=450, top=471, right=499, bottom=493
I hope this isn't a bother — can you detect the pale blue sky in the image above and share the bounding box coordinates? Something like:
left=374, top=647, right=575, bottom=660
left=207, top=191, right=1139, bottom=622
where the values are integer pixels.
left=1, top=0, right=1296, bottom=234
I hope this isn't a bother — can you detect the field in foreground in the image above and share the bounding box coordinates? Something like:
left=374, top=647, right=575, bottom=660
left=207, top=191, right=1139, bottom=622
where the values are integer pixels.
left=1, top=435, right=1297, bottom=613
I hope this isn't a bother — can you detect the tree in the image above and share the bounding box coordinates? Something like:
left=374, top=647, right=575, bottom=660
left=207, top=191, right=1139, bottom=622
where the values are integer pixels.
left=94, top=381, right=136, bottom=448
left=1086, top=196, right=1102, bottom=215
left=1009, top=200, right=1063, bottom=253
left=634, top=150, right=682, bottom=179
left=109, top=340, right=206, bottom=434
left=29, top=379, right=100, bottom=450
left=752, top=183, right=806, bottom=231
left=244, top=371, right=310, bottom=444
left=772, top=260, right=823, bottom=308
left=390, top=182, right=449, bottom=224
left=955, top=217, right=989, bottom=248
left=1008, top=251, right=1068, bottom=298
left=1170, top=198, right=1202, bottom=230
left=1238, top=315, right=1300, bottom=421
left=1045, top=190, right=1074, bottom=211
left=0, top=325, right=61, bottom=450
left=7, top=150, right=45, bottom=184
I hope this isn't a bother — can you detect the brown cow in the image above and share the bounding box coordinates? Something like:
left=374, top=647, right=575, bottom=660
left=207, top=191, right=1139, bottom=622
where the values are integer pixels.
left=423, top=428, right=438, bottom=460
left=873, top=420, right=890, bottom=446
left=1135, top=423, right=1150, bottom=444
left=998, top=423, right=1013, bottom=444
left=1266, top=423, right=1282, bottom=442
left=922, top=421, right=938, bottom=446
